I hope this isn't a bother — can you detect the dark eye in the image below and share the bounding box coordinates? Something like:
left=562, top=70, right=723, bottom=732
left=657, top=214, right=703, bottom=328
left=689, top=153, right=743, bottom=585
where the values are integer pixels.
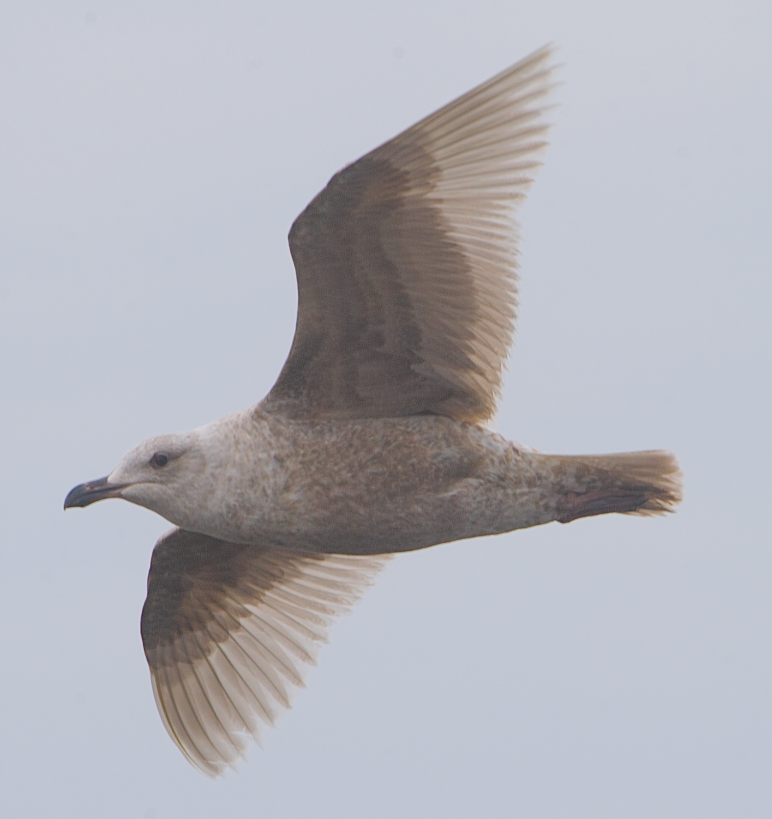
left=150, top=452, right=169, bottom=468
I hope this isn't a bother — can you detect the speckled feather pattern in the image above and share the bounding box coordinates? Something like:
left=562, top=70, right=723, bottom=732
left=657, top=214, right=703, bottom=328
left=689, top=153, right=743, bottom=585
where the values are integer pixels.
left=160, top=408, right=680, bottom=555
left=65, top=45, right=682, bottom=777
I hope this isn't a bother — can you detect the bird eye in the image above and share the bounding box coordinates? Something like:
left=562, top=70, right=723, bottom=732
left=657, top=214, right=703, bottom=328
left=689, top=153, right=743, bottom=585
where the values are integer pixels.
left=150, top=452, right=169, bottom=468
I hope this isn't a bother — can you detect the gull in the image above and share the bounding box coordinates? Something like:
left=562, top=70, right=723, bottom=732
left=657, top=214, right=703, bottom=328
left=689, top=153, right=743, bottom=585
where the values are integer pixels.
left=64, top=46, right=681, bottom=776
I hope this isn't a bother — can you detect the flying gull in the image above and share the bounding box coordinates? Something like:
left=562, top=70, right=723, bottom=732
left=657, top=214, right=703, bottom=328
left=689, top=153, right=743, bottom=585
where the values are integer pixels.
left=65, top=45, right=682, bottom=776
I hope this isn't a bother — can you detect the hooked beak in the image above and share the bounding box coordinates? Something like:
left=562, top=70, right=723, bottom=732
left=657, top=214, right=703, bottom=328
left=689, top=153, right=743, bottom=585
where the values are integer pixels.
left=64, top=476, right=127, bottom=509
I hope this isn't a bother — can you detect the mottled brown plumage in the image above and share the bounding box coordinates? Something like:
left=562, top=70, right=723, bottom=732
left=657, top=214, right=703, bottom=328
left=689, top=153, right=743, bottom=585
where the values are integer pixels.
left=64, top=45, right=682, bottom=776
left=264, top=48, right=550, bottom=422
left=140, top=529, right=386, bottom=774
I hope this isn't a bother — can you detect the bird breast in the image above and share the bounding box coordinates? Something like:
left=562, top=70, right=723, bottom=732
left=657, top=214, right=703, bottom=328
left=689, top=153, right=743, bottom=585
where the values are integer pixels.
left=186, top=409, right=554, bottom=555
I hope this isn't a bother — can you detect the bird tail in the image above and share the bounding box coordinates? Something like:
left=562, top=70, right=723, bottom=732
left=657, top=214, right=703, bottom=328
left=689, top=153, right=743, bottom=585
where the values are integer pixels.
left=550, top=450, right=682, bottom=523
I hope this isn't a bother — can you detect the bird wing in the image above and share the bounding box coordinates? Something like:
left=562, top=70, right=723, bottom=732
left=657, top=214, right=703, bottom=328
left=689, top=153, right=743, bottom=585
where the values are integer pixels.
left=261, top=45, right=554, bottom=424
left=140, top=527, right=387, bottom=776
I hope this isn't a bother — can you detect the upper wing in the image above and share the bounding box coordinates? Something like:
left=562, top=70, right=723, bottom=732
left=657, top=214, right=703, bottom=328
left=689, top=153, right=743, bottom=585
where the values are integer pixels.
left=140, top=527, right=387, bottom=776
left=261, top=46, right=554, bottom=423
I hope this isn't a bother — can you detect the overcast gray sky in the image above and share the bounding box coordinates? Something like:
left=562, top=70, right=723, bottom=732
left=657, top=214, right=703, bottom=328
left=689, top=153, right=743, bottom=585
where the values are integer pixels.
left=2, top=1, right=771, bottom=817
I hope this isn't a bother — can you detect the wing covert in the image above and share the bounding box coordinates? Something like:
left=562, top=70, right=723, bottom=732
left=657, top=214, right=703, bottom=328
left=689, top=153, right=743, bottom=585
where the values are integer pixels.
left=262, top=45, right=555, bottom=423
left=140, top=527, right=387, bottom=776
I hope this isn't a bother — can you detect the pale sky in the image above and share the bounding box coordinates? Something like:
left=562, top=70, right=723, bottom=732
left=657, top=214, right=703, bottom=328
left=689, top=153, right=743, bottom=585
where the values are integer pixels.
left=2, top=2, right=771, bottom=817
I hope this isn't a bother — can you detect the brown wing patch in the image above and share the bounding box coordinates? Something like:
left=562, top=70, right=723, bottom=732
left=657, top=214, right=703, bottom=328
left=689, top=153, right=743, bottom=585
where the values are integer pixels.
left=141, top=528, right=387, bottom=776
left=262, top=45, right=555, bottom=423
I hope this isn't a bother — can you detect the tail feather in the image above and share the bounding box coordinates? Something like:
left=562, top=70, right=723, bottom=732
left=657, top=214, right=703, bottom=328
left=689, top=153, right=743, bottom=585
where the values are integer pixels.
left=553, top=450, right=682, bottom=523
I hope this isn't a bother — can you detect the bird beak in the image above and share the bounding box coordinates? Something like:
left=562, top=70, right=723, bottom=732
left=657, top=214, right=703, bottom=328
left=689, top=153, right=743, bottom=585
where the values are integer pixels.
left=64, top=476, right=127, bottom=509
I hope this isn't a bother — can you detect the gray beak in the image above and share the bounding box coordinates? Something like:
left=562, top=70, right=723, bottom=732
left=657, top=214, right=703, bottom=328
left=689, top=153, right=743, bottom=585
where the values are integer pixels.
left=64, top=476, right=126, bottom=509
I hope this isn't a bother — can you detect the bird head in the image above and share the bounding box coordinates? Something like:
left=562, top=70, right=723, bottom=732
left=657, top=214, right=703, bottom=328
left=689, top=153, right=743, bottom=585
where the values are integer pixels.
left=64, top=431, right=206, bottom=523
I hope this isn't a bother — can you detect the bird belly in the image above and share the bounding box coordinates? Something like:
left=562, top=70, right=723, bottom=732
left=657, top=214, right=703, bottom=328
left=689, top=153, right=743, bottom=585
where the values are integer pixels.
left=215, top=413, right=559, bottom=554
